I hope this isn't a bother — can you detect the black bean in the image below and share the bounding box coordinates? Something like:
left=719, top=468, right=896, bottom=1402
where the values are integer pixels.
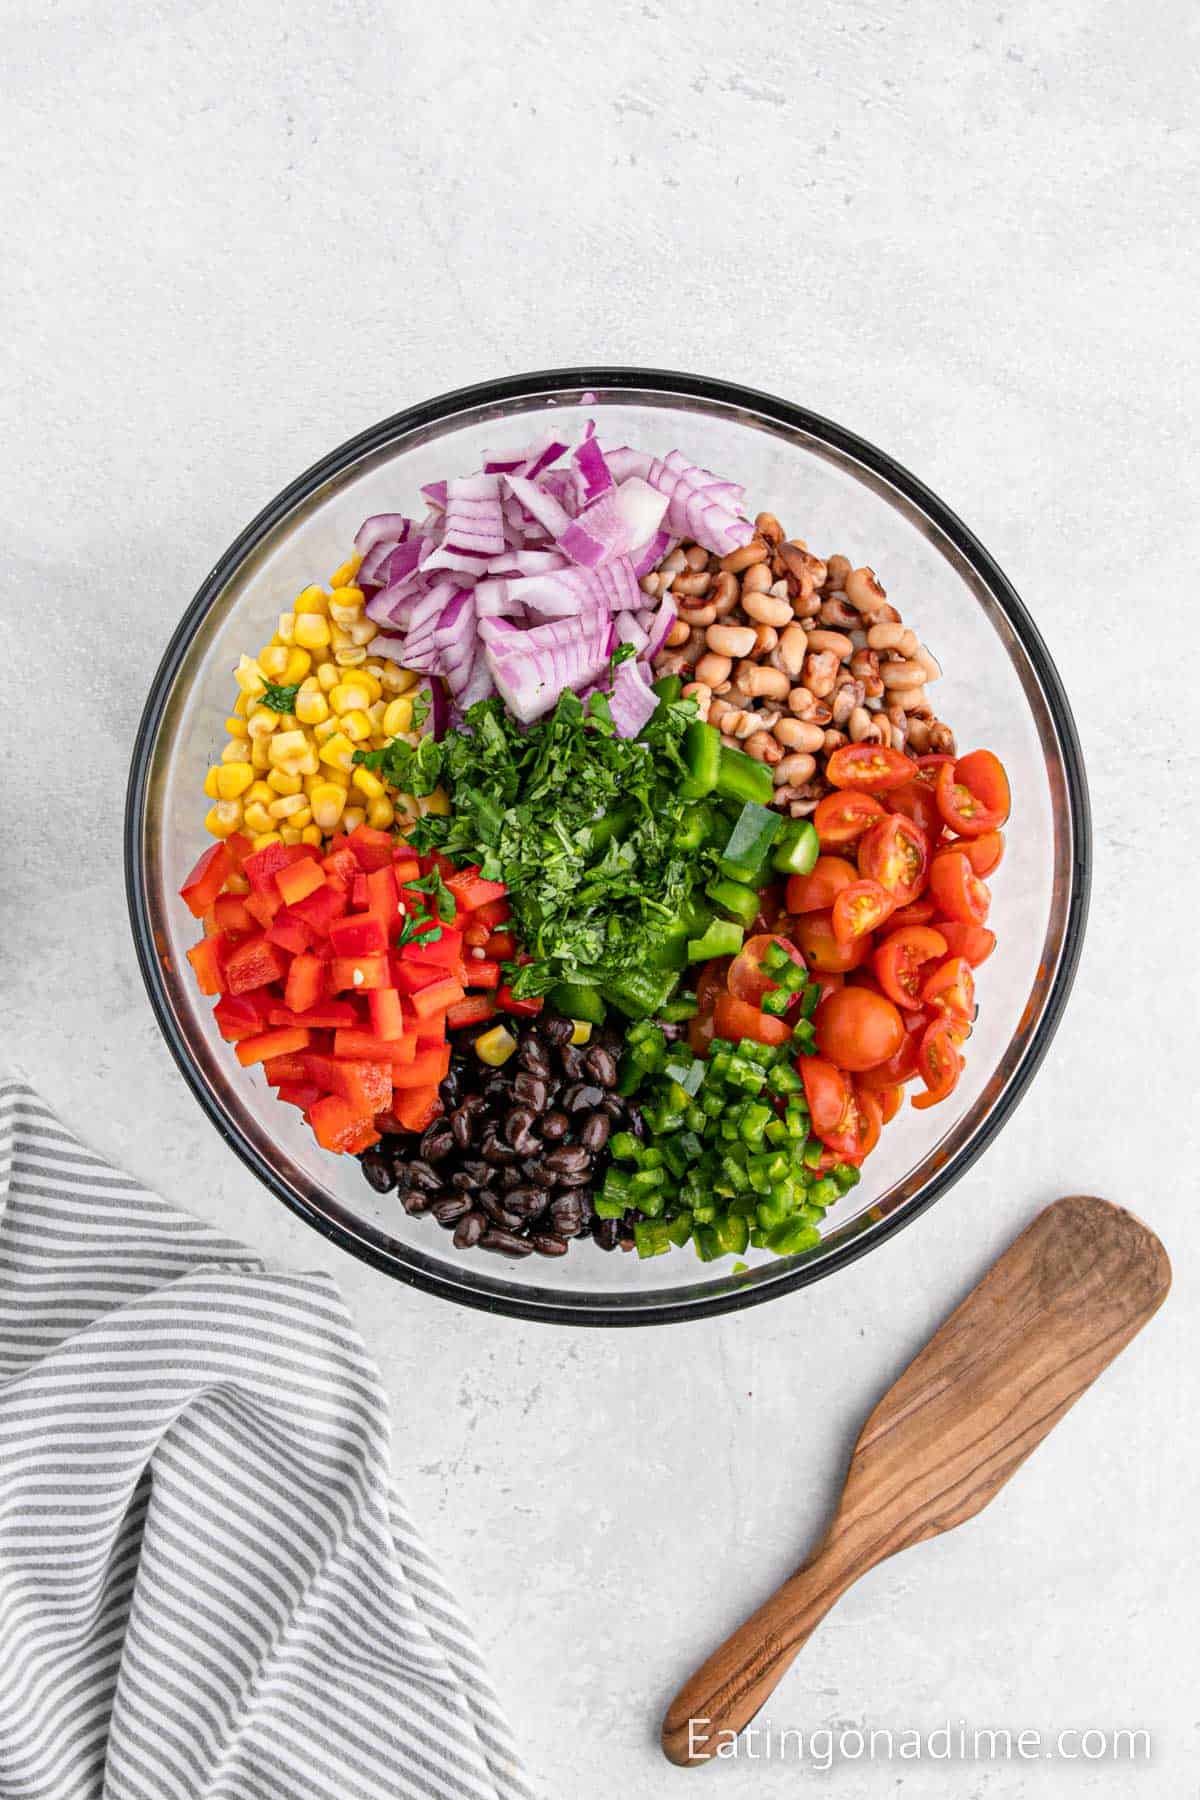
left=618, top=1234, right=635, bottom=1252
left=597, top=1092, right=626, bottom=1120
left=480, top=1129, right=518, bottom=1165
left=541, top=1144, right=591, bottom=1180
left=584, top=1045, right=618, bottom=1088
left=562, top=1082, right=605, bottom=1114
left=397, top=1189, right=431, bottom=1216
left=549, top=1195, right=584, bottom=1238
left=450, top=1107, right=476, bottom=1150
left=499, top=1166, right=524, bottom=1191
left=559, top=1045, right=586, bottom=1081
left=505, top=1107, right=540, bottom=1154
left=531, top=1233, right=569, bottom=1258
left=438, top=1067, right=463, bottom=1108
left=453, top=1210, right=486, bottom=1250
left=580, top=1112, right=610, bottom=1154
left=449, top=1169, right=477, bottom=1193
left=406, top=1159, right=442, bottom=1193
left=594, top=1218, right=620, bottom=1251
left=481, top=1073, right=512, bottom=1104
left=624, top=1100, right=645, bottom=1139
left=431, top=1194, right=472, bottom=1226
left=512, top=1072, right=549, bottom=1113
left=480, top=1228, right=535, bottom=1259
left=360, top=1150, right=395, bottom=1193
left=420, top=1125, right=455, bottom=1164
left=540, top=1110, right=570, bottom=1142
left=505, top=1185, right=550, bottom=1221
left=542, top=1014, right=573, bottom=1047
left=517, top=1035, right=551, bottom=1077
left=476, top=1188, right=510, bottom=1224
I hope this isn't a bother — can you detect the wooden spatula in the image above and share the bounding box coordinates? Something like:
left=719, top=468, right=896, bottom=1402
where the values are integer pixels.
left=662, top=1195, right=1170, bottom=1767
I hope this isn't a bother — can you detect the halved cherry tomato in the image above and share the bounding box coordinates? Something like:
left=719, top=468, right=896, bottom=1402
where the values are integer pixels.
left=713, top=989, right=792, bottom=1048
left=688, top=957, right=732, bottom=1058
left=814, top=986, right=905, bottom=1071
left=852, top=1085, right=883, bottom=1158
left=914, top=753, right=956, bottom=786
left=728, top=933, right=805, bottom=1005
left=888, top=779, right=942, bottom=844
left=791, top=910, right=873, bottom=974
left=888, top=897, right=937, bottom=929
left=873, top=925, right=948, bottom=1008
left=912, top=1017, right=964, bottom=1109
left=857, top=1024, right=923, bottom=1089
left=799, top=1057, right=852, bottom=1138
left=941, top=830, right=1004, bottom=877
left=929, top=851, right=991, bottom=925
left=831, top=879, right=895, bottom=945
left=825, top=744, right=914, bottom=792
left=935, top=752, right=1009, bottom=837
left=858, top=814, right=929, bottom=906
left=813, top=792, right=885, bottom=849
left=920, top=955, right=976, bottom=1022
left=876, top=1083, right=904, bottom=1123
left=786, top=855, right=859, bottom=913
left=936, top=921, right=997, bottom=966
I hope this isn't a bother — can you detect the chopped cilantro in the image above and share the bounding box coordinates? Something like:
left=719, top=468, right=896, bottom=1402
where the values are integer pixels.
left=258, top=680, right=301, bottom=714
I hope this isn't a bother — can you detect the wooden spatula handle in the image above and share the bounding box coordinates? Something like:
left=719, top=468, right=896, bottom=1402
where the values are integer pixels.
left=661, top=1532, right=858, bottom=1765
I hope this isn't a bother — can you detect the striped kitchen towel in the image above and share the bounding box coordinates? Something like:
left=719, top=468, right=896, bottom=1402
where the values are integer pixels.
left=0, top=1075, right=533, bottom=1800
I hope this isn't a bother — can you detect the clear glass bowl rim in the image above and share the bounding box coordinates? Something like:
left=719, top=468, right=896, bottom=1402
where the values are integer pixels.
left=124, top=366, right=1091, bottom=1326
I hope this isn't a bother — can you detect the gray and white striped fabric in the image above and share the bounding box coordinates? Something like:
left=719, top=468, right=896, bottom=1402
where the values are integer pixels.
left=0, top=1074, right=533, bottom=1800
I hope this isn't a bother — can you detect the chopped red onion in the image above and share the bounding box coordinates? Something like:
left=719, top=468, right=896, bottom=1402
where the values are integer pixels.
left=608, top=656, right=659, bottom=738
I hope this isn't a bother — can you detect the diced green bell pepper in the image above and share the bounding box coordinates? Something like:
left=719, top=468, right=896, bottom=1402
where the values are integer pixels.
left=680, top=720, right=722, bottom=799
left=547, top=980, right=607, bottom=1026
left=653, top=674, right=683, bottom=705
left=603, top=967, right=680, bottom=1019
left=714, top=744, right=774, bottom=808
left=771, top=819, right=820, bottom=876
left=686, top=917, right=745, bottom=962
left=717, top=802, right=782, bottom=885
left=705, top=878, right=760, bottom=929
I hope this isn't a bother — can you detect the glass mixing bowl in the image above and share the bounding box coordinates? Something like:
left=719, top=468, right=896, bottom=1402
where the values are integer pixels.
left=125, top=370, right=1090, bottom=1325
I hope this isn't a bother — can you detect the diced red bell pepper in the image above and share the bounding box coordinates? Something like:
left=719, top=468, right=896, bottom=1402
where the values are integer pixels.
left=185, top=936, right=224, bottom=996
left=485, top=931, right=517, bottom=960
left=329, top=954, right=390, bottom=992
left=261, top=1051, right=310, bottom=1084
left=222, top=934, right=290, bottom=996
left=445, top=995, right=497, bottom=1030
left=473, top=897, right=512, bottom=930
left=289, top=878, right=350, bottom=935
left=392, top=1045, right=451, bottom=1089
left=243, top=889, right=283, bottom=930
left=393, top=958, right=449, bottom=997
left=462, top=920, right=489, bottom=948
left=276, top=1080, right=324, bottom=1111
left=180, top=843, right=234, bottom=917
left=402, top=925, right=463, bottom=970
left=328, top=1059, right=393, bottom=1115
left=351, top=871, right=369, bottom=908
left=243, top=840, right=311, bottom=897
left=410, top=977, right=466, bottom=1020
left=321, top=846, right=359, bottom=884
left=391, top=853, right=420, bottom=883
left=213, top=991, right=274, bottom=1041
left=365, top=866, right=398, bottom=926
left=464, top=956, right=501, bottom=990
left=225, top=831, right=255, bottom=869
left=347, top=824, right=396, bottom=872
left=283, top=950, right=325, bottom=1016
left=267, top=912, right=315, bottom=956
left=212, top=892, right=256, bottom=936
left=300, top=1051, right=340, bottom=1088
left=497, top=984, right=543, bottom=1017
left=275, top=859, right=326, bottom=908
left=309, top=1093, right=377, bottom=1153
left=368, top=987, right=406, bottom=1042
left=445, top=867, right=507, bottom=913
left=235, top=1026, right=311, bottom=1068
left=390, top=1084, right=441, bottom=1133
left=270, top=1001, right=359, bottom=1030
left=328, top=914, right=389, bottom=958
left=413, top=1011, right=446, bottom=1044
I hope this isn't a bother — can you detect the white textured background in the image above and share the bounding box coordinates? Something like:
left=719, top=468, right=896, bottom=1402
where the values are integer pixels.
left=2, top=2, right=1196, bottom=1795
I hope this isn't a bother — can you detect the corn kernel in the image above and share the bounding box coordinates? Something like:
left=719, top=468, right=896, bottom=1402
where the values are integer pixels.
left=235, top=655, right=266, bottom=697
left=267, top=768, right=303, bottom=796
left=422, top=787, right=451, bottom=817
left=312, top=716, right=339, bottom=746
left=290, top=806, right=312, bottom=830
left=349, top=616, right=377, bottom=646
left=352, top=766, right=385, bottom=801
left=216, top=762, right=255, bottom=799
left=250, top=739, right=270, bottom=771
left=279, top=826, right=303, bottom=846
left=259, top=644, right=290, bottom=678
left=253, top=831, right=284, bottom=850
left=203, top=765, right=221, bottom=800
left=246, top=709, right=278, bottom=739
left=268, top=729, right=308, bottom=766
left=329, top=600, right=361, bottom=628
left=246, top=780, right=274, bottom=805
left=295, top=688, right=329, bottom=726
left=340, top=709, right=371, bottom=742
left=220, top=739, right=252, bottom=765
left=294, top=613, right=331, bottom=650
left=282, top=647, right=311, bottom=685
left=317, top=662, right=339, bottom=692
left=293, top=585, right=329, bottom=616
left=243, top=801, right=273, bottom=834
left=294, top=747, right=319, bottom=776
left=380, top=664, right=416, bottom=694
left=475, top=1025, right=518, bottom=1067
left=233, top=692, right=250, bottom=717
left=335, top=646, right=368, bottom=667
left=205, top=802, right=242, bottom=839
left=382, top=697, right=413, bottom=737
left=329, top=681, right=362, bottom=716
left=332, top=584, right=364, bottom=607
left=225, top=715, right=250, bottom=740
left=328, top=621, right=352, bottom=652
left=276, top=612, right=296, bottom=645
left=570, top=1021, right=594, bottom=1046
left=301, top=824, right=323, bottom=847
left=318, top=731, right=355, bottom=772
left=341, top=806, right=366, bottom=833
left=366, top=797, right=394, bottom=829
left=328, top=555, right=362, bottom=588
left=309, top=783, right=347, bottom=830
left=268, top=793, right=309, bottom=820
